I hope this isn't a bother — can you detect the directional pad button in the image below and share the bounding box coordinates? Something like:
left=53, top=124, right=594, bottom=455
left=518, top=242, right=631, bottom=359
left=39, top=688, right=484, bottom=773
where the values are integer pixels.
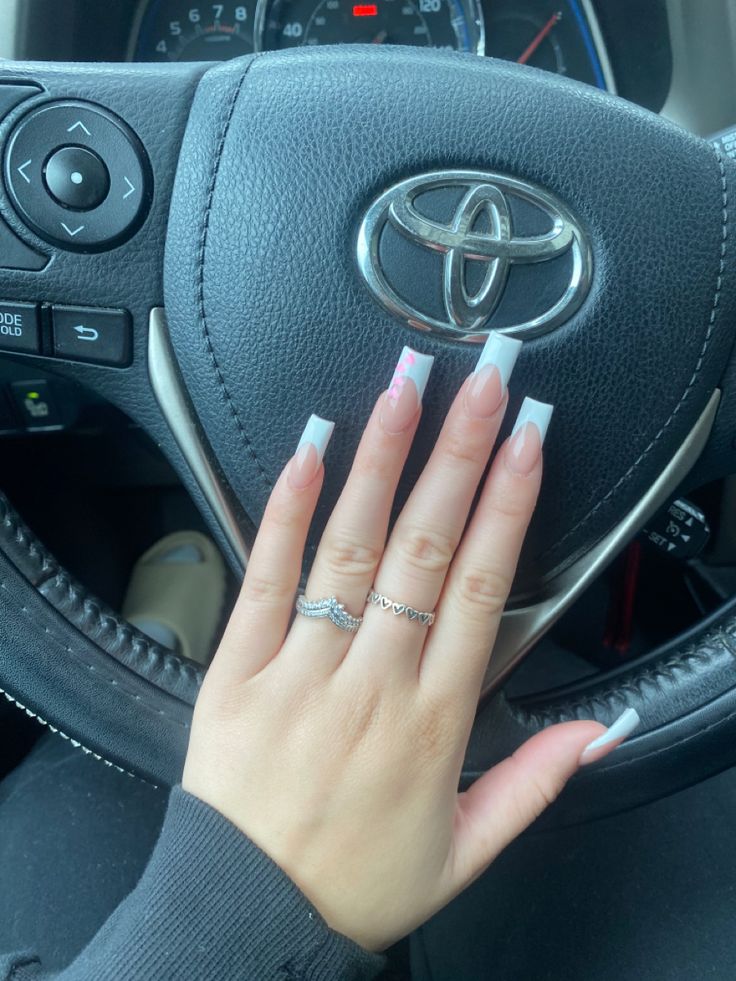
left=3, top=100, right=150, bottom=252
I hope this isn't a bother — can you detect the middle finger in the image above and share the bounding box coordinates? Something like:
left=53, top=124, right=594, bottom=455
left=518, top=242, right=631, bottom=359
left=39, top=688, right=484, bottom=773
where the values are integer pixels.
left=356, top=331, right=522, bottom=669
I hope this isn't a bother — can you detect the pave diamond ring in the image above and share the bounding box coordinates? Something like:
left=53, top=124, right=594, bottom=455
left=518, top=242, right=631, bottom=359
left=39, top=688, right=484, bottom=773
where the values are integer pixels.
left=366, top=590, right=436, bottom=627
left=295, top=595, right=363, bottom=633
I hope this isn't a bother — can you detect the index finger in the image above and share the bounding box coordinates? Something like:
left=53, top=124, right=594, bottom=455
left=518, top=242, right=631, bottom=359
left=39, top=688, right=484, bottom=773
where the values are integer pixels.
left=211, top=415, right=332, bottom=684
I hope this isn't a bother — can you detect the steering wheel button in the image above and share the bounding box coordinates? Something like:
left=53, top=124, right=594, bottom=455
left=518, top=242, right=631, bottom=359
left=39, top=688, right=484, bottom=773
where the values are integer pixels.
left=0, top=301, right=40, bottom=355
left=52, top=305, right=132, bottom=368
left=0, top=83, right=42, bottom=123
left=44, top=146, right=110, bottom=211
left=3, top=100, right=151, bottom=252
left=0, top=217, right=47, bottom=272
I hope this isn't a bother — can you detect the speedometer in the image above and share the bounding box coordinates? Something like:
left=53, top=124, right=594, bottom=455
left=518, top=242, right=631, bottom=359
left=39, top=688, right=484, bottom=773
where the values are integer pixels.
left=134, top=1, right=258, bottom=61
left=259, top=0, right=483, bottom=53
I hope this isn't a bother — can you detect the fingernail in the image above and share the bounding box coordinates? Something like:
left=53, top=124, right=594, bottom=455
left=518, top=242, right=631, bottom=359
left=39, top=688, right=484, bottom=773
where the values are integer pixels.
left=288, top=414, right=335, bottom=489
left=380, top=346, right=434, bottom=435
left=579, top=708, right=640, bottom=765
left=506, top=397, right=553, bottom=474
left=464, top=332, right=523, bottom=419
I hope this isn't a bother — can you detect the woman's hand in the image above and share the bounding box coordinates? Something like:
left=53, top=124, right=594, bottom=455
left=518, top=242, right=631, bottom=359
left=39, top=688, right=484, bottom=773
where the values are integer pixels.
left=183, top=334, right=638, bottom=952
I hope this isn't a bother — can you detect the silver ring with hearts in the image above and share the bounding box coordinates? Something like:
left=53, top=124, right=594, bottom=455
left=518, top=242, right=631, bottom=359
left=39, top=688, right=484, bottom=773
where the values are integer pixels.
left=366, top=591, right=436, bottom=627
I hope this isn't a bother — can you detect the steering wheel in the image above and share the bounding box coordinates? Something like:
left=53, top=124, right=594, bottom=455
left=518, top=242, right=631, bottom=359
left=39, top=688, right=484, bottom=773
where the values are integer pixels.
left=1, top=48, right=736, bottom=826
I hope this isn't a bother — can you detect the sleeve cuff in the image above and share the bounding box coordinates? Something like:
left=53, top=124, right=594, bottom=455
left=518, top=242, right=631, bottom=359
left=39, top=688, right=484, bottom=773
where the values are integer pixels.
left=60, top=786, right=385, bottom=981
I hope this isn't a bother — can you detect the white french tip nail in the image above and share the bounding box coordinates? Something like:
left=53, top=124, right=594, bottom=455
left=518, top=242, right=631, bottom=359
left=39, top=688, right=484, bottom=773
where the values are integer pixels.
left=511, top=396, right=554, bottom=445
left=391, top=346, right=435, bottom=402
left=297, top=414, right=335, bottom=463
left=580, top=708, right=640, bottom=762
left=475, top=331, right=523, bottom=390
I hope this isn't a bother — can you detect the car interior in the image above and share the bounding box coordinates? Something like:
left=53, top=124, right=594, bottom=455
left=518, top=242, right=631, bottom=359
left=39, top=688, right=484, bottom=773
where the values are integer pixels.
left=3, top=1, right=736, bottom=977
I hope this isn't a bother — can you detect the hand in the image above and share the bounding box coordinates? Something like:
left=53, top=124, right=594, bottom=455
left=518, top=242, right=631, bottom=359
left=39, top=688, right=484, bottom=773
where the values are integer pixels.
left=183, top=334, right=637, bottom=952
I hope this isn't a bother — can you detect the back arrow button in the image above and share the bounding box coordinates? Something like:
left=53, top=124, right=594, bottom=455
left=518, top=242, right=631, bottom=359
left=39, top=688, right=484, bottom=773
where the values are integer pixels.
left=73, top=325, right=99, bottom=342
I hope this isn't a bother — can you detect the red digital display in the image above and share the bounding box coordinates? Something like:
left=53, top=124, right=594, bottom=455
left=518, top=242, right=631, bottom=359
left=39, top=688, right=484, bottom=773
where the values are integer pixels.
left=353, top=4, right=378, bottom=15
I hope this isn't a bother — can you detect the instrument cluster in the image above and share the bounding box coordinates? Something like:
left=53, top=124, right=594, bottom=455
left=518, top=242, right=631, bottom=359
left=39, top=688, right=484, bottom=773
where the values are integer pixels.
left=132, top=0, right=613, bottom=90
left=11, top=1, right=677, bottom=114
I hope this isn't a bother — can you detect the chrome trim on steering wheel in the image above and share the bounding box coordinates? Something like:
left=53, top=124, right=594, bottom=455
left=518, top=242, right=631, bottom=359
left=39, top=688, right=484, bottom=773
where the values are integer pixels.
left=148, top=307, right=250, bottom=571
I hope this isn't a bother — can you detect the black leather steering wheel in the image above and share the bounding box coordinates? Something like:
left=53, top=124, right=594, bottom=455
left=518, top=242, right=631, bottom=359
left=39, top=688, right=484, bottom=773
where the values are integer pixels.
left=2, top=49, right=736, bottom=825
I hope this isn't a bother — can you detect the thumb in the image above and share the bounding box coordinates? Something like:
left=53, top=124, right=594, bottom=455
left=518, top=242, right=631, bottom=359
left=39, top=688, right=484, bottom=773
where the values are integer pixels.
left=449, top=710, right=639, bottom=891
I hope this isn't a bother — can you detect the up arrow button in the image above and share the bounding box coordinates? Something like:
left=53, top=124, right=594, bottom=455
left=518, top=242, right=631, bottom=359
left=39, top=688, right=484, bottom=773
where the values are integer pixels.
left=67, top=120, right=92, bottom=136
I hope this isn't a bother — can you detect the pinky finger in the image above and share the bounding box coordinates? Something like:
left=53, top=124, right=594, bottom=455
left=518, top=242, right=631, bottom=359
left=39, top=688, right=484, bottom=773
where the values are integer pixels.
left=210, top=415, right=333, bottom=684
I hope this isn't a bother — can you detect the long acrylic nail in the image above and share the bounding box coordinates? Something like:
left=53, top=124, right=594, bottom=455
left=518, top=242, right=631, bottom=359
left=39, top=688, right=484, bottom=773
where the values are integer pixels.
left=288, top=414, right=335, bottom=489
left=579, top=708, right=640, bottom=765
left=380, top=346, right=434, bottom=435
left=506, top=397, right=553, bottom=474
left=465, top=331, right=523, bottom=419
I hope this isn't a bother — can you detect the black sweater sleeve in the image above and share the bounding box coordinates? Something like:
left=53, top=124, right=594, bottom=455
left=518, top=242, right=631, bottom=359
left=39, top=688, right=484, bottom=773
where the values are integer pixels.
left=1, top=787, right=386, bottom=981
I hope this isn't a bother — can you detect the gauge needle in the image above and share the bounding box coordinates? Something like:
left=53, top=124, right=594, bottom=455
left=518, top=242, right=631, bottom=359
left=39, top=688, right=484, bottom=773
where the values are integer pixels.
left=517, top=11, right=562, bottom=65
left=371, top=29, right=388, bottom=43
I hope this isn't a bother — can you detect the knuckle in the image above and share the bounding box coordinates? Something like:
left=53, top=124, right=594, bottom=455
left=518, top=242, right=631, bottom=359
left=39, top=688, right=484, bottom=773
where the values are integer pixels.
left=513, top=761, right=562, bottom=823
left=263, top=491, right=302, bottom=532
left=340, top=684, right=385, bottom=749
left=323, top=534, right=382, bottom=580
left=354, top=444, right=399, bottom=484
left=442, top=426, right=485, bottom=468
left=242, top=573, right=292, bottom=607
left=454, top=567, right=511, bottom=617
left=485, top=492, right=529, bottom=523
left=412, top=700, right=458, bottom=764
left=400, top=526, right=456, bottom=575
left=526, top=770, right=558, bottom=813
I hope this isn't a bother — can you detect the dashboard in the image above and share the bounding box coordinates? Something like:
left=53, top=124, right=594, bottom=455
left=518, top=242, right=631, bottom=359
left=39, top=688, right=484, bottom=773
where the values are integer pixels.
left=0, top=4, right=735, bottom=134
left=131, top=0, right=611, bottom=91
left=7, top=1, right=736, bottom=136
left=2, top=0, right=681, bottom=112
